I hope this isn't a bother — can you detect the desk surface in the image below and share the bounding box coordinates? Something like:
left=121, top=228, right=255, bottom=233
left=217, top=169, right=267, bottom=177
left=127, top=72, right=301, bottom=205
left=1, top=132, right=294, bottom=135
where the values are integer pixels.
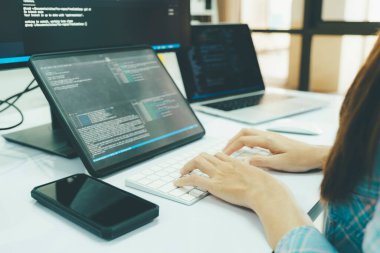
left=0, top=70, right=343, bottom=252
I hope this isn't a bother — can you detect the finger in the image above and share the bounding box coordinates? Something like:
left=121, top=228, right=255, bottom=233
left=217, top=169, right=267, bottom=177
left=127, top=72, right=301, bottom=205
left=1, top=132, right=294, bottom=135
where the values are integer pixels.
left=223, top=136, right=272, bottom=155
left=225, top=128, right=257, bottom=146
left=215, top=152, right=235, bottom=162
left=174, top=174, right=211, bottom=190
left=180, top=154, right=216, bottom=177
left=250, top=154, right=285, bottom=170
left=226, top=128, right=268, bottom=146
left=200, top=152, right=221, bottom=166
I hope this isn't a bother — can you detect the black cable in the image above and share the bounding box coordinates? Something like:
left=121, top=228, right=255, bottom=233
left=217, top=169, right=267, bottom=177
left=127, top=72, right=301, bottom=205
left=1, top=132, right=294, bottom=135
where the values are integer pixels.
left=0, top=99, right=24, bottom=130
left=0, top=79, right=37, bottom=112
left=0, top=79, right=37, bottom=130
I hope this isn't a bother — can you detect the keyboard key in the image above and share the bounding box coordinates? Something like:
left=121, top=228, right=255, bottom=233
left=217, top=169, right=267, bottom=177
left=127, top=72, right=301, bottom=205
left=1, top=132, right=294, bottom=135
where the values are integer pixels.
left=170, top=172, right=181, bottom=178
left=138, top=178, right=153, bottom=185
left=181, top=194, right=196, bottom=202
left=156, top=170, right=169, bottom=177
left=189, top=189, right=206, bottom=197
left=150, top=166, right=162, bottom=172
left=182, top=186, right=195, bottom=191
left=171, top=164, right=183, bottom=170
left=142, top=169, right=154, bottom=175
left=178, top=187, right=190, bottom=194
left=148, top=180, right=166, bottom=189
left=159, top=183, right=177, bottom=193
left=158, top=162, right=171, bottom=168
left=164, top=167, right=177, bottom=173
left=169, top=188, right=186, bottom=197
left=127, top=173, right=145, bottom=181
left=147, top=174, right=160, bottom=181
left=161, top=176, right=174, bottom=183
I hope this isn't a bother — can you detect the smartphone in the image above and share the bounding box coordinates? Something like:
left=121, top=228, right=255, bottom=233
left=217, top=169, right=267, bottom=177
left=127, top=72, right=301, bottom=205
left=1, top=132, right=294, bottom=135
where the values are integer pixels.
left=31, top=174, right=159, bottom=240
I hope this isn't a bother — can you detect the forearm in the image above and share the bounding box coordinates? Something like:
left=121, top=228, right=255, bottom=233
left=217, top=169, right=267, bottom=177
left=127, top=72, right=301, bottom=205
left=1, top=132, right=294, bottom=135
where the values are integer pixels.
left=248, top=175, right=313, bottom=249
left=246, top=145, right=330, bottom=248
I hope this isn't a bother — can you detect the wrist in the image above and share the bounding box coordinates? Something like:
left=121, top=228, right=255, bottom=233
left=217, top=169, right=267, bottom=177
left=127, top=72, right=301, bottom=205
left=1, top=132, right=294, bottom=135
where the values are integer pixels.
left=245, top=170, right=286, bottom=211
left=245, top=172, right=313, bottom=249
left=312, top=145, right=331, bottom=170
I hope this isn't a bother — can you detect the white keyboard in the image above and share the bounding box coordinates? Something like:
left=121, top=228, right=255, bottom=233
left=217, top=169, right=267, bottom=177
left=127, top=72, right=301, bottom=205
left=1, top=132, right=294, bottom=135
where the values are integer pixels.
left=125, top=137, right=270, bottom=205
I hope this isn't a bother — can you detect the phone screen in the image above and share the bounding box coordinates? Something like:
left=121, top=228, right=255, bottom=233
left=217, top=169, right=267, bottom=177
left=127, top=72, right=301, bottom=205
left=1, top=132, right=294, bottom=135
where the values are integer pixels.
left=34, top=174, right=157, bottom=227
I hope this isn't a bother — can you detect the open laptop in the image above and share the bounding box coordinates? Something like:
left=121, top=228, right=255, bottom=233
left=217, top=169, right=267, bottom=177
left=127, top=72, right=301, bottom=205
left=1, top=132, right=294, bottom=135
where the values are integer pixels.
left=29, top=46, right=205, bottom=178
left=178, top=24, right=325, bottom=125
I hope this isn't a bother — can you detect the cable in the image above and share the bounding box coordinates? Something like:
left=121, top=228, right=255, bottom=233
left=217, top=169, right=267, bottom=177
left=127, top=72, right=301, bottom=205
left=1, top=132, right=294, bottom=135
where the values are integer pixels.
left=0, top=99, right=24, bottom=130
left=0, top=79, right=37, bottom=112
left=0, top=79, right=37, bottom=130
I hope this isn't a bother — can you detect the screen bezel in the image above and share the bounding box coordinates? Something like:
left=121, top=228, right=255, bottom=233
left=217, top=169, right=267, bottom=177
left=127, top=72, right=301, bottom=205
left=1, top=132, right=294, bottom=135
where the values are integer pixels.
left=0, top=0, right=190, bottom=70
left=178, top=23, right=265, bottom=103
left=29, top=45, right=205, bottom=178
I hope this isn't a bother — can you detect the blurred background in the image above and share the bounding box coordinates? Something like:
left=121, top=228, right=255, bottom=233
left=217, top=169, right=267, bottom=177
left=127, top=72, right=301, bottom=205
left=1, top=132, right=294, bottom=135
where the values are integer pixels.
left=191, top=0, right=380, bottom=94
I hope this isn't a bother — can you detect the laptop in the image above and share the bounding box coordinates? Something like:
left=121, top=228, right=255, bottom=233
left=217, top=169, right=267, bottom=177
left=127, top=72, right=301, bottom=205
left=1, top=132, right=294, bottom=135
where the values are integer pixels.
left=178, top=24, right=325, bottom=125
left=29, top=46, right=205, bottom=177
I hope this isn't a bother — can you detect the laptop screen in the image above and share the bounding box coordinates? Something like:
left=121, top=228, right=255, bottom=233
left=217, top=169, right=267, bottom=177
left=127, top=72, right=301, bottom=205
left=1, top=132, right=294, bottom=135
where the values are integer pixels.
left=179, top=24, right=265, bottom=102
left=29, top=46, right=204, bottom=177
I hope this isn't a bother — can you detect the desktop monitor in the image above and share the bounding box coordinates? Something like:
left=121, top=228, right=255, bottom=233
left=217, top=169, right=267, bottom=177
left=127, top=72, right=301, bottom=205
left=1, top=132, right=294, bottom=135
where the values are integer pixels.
left=1, top=0, right=191, bottom=158
left=0, top=0, right=190, bottom=69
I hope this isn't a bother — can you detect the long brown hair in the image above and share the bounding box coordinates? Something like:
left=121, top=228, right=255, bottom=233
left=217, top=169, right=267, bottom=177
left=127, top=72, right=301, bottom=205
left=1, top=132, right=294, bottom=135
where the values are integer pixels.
left=321, top=35, right=380, bottom=202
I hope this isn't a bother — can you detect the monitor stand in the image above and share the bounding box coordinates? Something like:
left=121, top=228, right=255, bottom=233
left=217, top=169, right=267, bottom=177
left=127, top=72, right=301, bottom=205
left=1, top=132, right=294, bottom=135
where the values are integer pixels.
left=2, top=110, right=77, bottom=158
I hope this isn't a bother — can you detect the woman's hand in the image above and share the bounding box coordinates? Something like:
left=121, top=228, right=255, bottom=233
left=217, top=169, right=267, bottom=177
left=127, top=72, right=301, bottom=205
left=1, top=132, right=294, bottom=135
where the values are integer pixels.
left=223, top=128, right=331, bottom=172
left=175, top=152, right=275, bottom=208
left=174, top=152, right=313, bottom=249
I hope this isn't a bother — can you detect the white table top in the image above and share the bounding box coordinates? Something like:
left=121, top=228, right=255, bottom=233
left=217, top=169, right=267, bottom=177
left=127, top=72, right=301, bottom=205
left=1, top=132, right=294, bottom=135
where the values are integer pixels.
left=0, top=68, right=343, bottom=253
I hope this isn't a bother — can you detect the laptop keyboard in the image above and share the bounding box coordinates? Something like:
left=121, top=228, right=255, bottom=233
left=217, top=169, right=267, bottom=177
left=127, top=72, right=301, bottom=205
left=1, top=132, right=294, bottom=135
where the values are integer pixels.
left=125, top=138, right=270, bottom=205
left=203, top=93, right=292, bottom=111
left=203, top=95, right=264, bottom=111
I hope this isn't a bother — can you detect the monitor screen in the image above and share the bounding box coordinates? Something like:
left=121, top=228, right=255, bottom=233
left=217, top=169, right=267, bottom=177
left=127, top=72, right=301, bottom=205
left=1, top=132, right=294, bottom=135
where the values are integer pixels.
left=29, top=46, right=204, bottom=177
left=0, top=0, right=190, bottom=68
left=178, top=24, right=265, bottom=102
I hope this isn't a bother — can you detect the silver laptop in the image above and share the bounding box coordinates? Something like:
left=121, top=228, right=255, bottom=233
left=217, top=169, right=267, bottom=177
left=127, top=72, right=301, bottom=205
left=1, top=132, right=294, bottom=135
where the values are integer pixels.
left=178, top=24, right=325, bottom=125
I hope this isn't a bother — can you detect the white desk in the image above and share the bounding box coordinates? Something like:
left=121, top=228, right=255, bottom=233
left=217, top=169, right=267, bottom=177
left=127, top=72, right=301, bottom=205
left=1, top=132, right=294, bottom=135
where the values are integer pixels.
left=0, top=68, right=343, bottom=253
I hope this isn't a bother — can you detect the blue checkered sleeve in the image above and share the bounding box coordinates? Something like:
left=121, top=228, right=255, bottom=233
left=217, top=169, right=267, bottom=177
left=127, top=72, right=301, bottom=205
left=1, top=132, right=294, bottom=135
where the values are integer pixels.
left=275, top=200, right=380, bottom=253
left=275, top=226, right=338, bottom=253
left=275, top=144, right=380, bottom=252
left=363, top=200, right=380, bottom=253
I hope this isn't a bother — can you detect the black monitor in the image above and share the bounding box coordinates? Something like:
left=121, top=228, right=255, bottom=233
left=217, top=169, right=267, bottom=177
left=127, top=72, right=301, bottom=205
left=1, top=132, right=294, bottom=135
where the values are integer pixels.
left=0, top=0, right=190, bottom=69
left=1, top=0, right=191, bottom=158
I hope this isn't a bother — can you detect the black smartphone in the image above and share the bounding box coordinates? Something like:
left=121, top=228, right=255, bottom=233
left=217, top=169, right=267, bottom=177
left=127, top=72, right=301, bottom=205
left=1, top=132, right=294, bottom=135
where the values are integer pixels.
left=31, top=174, right=159, bottom=240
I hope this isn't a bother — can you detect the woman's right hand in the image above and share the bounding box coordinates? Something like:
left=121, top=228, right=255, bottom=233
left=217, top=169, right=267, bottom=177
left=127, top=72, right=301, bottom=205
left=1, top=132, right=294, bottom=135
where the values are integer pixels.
left=223, top=128, right=330, bottom=173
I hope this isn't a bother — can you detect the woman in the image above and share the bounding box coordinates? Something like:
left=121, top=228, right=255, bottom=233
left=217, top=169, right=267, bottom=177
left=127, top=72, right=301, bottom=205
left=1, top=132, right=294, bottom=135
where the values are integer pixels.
left=175, top=35, right=380, bottom=252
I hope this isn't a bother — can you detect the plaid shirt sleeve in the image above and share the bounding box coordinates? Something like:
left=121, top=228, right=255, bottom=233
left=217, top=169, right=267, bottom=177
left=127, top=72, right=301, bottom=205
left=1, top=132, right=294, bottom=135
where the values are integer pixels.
left=275, top=226, right=338, bottom=253
left=275, top=199, right=380, bottom=253
left=363, top=200, right=380, bottom=253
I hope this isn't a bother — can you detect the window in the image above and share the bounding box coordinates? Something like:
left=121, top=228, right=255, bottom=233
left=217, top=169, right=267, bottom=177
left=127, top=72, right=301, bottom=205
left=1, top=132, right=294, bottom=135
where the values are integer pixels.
left=322, top=0, right=380, bottom=22
left=240, top=0, right=300, bottom=88
left=221, top=0, right=380, bottom=93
